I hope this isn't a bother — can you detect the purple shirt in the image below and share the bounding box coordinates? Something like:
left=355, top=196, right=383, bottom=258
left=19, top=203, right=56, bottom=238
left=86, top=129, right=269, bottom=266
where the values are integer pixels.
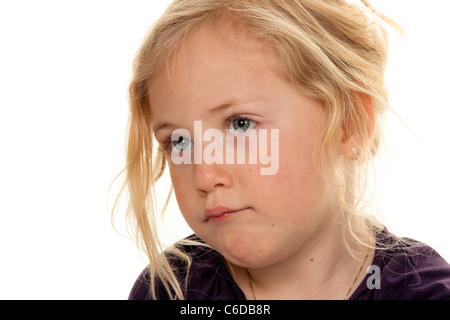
left=129, top=230, right=450, bottom=300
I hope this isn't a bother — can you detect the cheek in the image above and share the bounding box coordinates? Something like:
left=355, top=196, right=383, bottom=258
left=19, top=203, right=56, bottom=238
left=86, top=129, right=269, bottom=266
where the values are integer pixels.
left=249, top=134, right=327, bottom=217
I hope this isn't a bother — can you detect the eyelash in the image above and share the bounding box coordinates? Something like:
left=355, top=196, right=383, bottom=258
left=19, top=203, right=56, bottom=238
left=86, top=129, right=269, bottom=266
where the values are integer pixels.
left=224, top=113, right=257, bottom=133
left=160, top=113, right=259, bottom=152
left=161, top=135, right=175, bottom=153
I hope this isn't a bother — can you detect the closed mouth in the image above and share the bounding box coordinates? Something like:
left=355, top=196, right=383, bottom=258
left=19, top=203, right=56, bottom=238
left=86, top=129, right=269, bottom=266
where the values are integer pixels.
left=204, top=206, right=250, bottom=221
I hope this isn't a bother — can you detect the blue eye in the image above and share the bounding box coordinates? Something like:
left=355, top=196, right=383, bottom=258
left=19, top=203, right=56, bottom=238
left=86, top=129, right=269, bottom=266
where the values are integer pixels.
left=172, top=135, right=192, bottom=152
left=228, top=116, right=256, bottom=133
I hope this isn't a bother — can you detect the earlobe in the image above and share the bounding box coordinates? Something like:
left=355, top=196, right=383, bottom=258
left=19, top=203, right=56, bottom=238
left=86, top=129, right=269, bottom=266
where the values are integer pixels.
left=339, top=92, right=376, bottom=161
left=352, top=147, right=358, bottom=161
left=340, top=132, right=359, bottom=161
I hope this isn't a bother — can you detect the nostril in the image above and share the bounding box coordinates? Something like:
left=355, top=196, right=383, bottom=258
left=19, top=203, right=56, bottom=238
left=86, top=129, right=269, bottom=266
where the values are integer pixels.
left=196, top=182, right=226, bottom=196
left=196, top=188, right=208, bottom=197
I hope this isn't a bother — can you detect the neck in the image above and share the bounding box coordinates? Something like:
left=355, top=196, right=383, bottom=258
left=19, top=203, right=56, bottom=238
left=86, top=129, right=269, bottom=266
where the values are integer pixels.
left=228, top=217, right=373, bottom=300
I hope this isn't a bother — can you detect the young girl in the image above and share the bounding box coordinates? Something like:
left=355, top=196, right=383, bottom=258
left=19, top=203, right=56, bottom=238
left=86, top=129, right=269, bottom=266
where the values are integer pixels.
left=122, top=0, right=450, bottom=300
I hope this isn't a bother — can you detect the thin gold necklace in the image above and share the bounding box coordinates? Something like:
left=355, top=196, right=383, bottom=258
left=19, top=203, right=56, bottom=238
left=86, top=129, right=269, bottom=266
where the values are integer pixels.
left=343, top=250, right=369, bottom=300
left=245, top=251, right=369, bottom=300
left=246, top=268, right=256, bottom=300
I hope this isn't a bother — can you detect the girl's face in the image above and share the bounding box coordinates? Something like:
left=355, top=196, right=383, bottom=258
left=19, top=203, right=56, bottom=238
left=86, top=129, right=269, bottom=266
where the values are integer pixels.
left=150, top=27, right=340, bottom=269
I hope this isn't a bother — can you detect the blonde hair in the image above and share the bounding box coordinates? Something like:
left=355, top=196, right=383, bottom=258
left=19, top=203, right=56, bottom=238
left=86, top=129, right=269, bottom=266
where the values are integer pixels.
left=117, top=0, right=402, bottom=299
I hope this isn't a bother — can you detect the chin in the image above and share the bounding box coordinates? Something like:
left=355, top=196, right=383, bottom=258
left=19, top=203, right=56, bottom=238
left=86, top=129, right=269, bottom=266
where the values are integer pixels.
left=216, top=237, right=273, bottom=269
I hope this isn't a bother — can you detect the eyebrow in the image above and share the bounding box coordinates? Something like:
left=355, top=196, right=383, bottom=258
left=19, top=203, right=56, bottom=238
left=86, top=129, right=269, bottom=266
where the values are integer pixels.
left=154, top=100, right=239, bottom=134
left=208, top=100, right=237, bottom=115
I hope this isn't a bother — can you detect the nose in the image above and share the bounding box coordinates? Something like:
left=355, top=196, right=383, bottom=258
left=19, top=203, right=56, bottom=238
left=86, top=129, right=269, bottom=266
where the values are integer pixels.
left=193, top=162, right=233, bottom=195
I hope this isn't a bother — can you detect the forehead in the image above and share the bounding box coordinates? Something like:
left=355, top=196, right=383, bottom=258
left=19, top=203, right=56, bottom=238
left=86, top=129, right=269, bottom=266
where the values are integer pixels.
left=171, top=18, right=270, bottom=73
left=148, top=23, right=281, bottom=114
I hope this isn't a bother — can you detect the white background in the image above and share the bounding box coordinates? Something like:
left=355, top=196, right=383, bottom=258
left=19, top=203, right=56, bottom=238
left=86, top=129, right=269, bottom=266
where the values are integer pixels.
left=0, top=0, right=449, bottom=299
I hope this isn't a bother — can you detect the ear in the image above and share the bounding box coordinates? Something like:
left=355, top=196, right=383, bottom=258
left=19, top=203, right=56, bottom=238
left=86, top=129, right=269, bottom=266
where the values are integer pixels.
left=340, top=92, right=375, bottom=160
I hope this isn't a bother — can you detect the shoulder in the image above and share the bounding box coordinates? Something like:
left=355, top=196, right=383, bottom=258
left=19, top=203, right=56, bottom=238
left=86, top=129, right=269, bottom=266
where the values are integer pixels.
left=352, top=230, right=450, bottom=300
left=128, top=234, right=245, bottom=300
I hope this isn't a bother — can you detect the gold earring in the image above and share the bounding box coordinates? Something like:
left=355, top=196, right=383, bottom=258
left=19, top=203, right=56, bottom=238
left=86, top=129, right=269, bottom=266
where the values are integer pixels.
left=352, top=147, right=358, bottom=161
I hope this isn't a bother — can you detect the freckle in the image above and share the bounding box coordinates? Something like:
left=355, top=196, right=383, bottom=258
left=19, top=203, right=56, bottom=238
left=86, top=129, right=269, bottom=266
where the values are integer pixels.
left=310, top=258, right=314, bottom=262
left=249, top=169, right=252, bottom=172
left=271, top=224, right=274, bottom=227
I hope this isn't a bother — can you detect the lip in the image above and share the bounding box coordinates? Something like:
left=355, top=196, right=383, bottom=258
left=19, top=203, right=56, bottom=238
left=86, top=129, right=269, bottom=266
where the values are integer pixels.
left=204, top=206, right=249, bottom=222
